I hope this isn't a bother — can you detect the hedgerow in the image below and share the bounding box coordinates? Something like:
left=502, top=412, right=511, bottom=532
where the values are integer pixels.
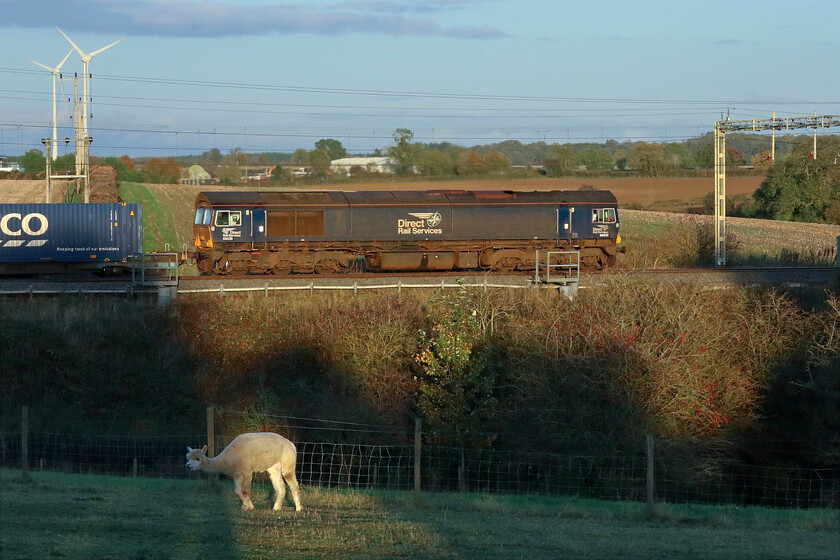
left=1, top=283, right=837, bottom=470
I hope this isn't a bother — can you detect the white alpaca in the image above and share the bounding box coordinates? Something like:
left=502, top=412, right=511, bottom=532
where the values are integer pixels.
left=186, top=432, right=303, bottom=511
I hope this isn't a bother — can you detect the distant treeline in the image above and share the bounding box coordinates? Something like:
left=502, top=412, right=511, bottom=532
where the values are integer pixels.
left=163, top=131, right=829, bottom=170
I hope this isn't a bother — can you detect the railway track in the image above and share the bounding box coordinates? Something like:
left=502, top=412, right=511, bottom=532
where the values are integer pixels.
left=0, top=266, right=836, bottom=297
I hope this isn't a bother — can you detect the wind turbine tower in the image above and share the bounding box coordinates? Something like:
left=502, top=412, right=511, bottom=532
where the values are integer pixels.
left=29, top=50, right=72, bottom=160
left=56, top=27, right=121, bottom=139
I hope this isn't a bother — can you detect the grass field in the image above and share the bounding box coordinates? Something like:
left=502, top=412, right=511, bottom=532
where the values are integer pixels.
left=1, top=470, right=837, bottom=560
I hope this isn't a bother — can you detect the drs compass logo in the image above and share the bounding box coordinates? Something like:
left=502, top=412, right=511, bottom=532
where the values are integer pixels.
left=397, top=212, right=443, bottom=235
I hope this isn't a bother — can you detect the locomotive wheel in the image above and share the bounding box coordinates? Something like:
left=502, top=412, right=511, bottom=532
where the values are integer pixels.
left=494, top=257, right=521, bottom=272
left=271, top=261, right=294, bottom=275
left=314, top=259, right=340, bottom=276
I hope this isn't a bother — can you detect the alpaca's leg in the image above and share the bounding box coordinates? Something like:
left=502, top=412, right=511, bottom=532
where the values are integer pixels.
left=233, top=472, right=255, bottom=511
left=267, top=464, right=286, bottom=510
left=281, top=464, right=303, bottom=512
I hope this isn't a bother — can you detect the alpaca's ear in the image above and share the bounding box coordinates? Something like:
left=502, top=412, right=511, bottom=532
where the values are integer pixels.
left=187, top=446, right=193, bottom=452
left=202, top=445, right=208, bottom=455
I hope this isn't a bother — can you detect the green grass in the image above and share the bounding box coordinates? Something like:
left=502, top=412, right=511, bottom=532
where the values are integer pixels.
left=1, top=470, right=837, bottom=560
left=120, top=182, right=186, bottom=253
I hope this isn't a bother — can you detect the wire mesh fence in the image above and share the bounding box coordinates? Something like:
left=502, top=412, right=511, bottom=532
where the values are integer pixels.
left=1, top=411, right=837, bottom=510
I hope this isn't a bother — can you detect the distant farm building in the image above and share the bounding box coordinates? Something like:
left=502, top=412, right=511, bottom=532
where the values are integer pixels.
left=330, top=157, right=395, bottom=176
left=180, top=164, right=217, bottom=185
left=0, top=156, right=22, bottom=173
left=243, top=165, right=276, bottom=182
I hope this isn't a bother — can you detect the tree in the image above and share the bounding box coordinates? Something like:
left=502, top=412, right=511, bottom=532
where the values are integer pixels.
left=725, top=146, right=746, bottom=167
left=207, top=148, right=223, bottom=163
left=629, top=142, right=666, bottom=176
left=388, top=128, right=418, bottom=176
left=416, top=287, right=503, bottom=479
left=542, top=145, right=576, bottom=177
left=663, top=143, right=694, bottom=169
left=103, top=156, right=142, bottom=182
left=119, top=155, right=136, bottom=170
left=308, top=148, right=331, bottom=180
left=577, top=148, right=613, bottom=170
left=291, top=149, right=309, bottom=165
left=416, top=149, right=454, bottom=176
left=229, top=147, right=247, bottom=167
left=751, top=151, right=773, bottom=172
left=695, top=143, right=745, bottom=169
left=695, top=142, right=715, bottom=168
left=484, top=151, right=510, bottom=173
left=751, top=136, right=840, bottom=222
left=144, top=157, right=182, bottom=184
left=20, top=149, right=46, bottom=173
left=455, top=151, right=486, bottom=175
left=52, top=154, right=76, bottom=175
left=314, top=139, right=347, bottom=161
left=613, top=149, right=628, bottom=171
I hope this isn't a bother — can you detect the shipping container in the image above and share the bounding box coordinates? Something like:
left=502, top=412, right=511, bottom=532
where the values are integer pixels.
left=0, top=203, right=142, bottom=273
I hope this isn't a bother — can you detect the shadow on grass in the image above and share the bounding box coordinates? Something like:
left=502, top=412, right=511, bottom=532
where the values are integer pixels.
left=3, top=471, right=837, bottom=560
left=0, top=469, right=238, bottom=560
left=340, top=489, right=840, bottom=560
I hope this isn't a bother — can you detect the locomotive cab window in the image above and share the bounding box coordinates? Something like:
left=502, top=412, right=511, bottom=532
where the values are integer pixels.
left=195, top=208, right=212, bottom=225
left=215, top=210, right=242, bottom=226
left=592, top=208, right=616, bottom=223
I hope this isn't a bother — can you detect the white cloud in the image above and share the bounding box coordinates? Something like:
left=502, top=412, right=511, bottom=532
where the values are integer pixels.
left=1, top=0, right=509, bottom=39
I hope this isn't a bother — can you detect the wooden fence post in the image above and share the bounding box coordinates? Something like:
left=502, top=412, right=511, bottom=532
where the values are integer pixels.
left=646, top=433, right=655, bottom=516
left=413, top=418, right=422, bottom=493
left=206, top=406, right=215, bottom=458
left=206, top=406, right=218, bottom=482
left=21, top=406, right=29, bottom=481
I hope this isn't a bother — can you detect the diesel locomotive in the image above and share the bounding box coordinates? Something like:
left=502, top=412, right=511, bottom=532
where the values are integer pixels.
left=191, top=189, right=621, bottom=275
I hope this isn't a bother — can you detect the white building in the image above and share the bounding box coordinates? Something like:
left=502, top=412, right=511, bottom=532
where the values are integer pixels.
left=0, top=156, right=22, bottom=172
left=330, top=157, right=396, bottom=176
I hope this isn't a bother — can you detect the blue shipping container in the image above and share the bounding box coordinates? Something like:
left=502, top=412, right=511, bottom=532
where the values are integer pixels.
left=0, top=203, right=142, bottom=263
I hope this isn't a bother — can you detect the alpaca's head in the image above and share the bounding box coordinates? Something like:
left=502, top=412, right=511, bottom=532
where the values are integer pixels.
left=185, top=445, right=208, bottom=470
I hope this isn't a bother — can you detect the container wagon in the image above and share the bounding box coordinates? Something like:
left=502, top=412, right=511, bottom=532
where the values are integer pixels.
left=0, top=203, right=143, bottom=275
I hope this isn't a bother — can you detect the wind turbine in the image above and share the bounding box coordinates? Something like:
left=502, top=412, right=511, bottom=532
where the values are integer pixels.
left=30, top=50, right=72, bottom=160
left=56, top=27, right=121, bottom=138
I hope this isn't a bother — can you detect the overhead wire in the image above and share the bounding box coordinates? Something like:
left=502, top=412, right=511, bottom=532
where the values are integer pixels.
left=1, top=65, right=837, bottom=153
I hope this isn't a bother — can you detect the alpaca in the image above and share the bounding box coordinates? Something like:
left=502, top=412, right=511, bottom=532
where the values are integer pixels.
left=186, top=432, right=303, bottom=511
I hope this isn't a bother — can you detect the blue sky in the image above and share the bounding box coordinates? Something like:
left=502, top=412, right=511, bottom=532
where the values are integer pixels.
left=1, top=0, right=838, bottom=158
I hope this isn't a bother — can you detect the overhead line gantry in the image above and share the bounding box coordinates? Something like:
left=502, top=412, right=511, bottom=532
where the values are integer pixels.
left=713, top=113, right=840, bottom=266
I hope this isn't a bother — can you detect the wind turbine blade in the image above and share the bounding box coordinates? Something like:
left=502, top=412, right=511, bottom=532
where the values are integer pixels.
left=89, top=39, right=122, bottom=58
left=56, top=50, right=74, bottom=71
left=30, top=59, right=56, bottom=73
left=56, top=26, right=86, bottom=57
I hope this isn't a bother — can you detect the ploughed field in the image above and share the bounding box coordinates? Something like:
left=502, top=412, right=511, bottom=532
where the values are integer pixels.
left=1, top=176, right=761, bottom=205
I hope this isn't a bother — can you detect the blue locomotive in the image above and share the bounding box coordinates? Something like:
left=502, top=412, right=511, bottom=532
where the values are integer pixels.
left=191, top=189, right=621, bottom=275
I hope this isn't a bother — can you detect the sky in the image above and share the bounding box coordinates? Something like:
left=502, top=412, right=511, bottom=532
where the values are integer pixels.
left=1, top=0, right=839, bottom=159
